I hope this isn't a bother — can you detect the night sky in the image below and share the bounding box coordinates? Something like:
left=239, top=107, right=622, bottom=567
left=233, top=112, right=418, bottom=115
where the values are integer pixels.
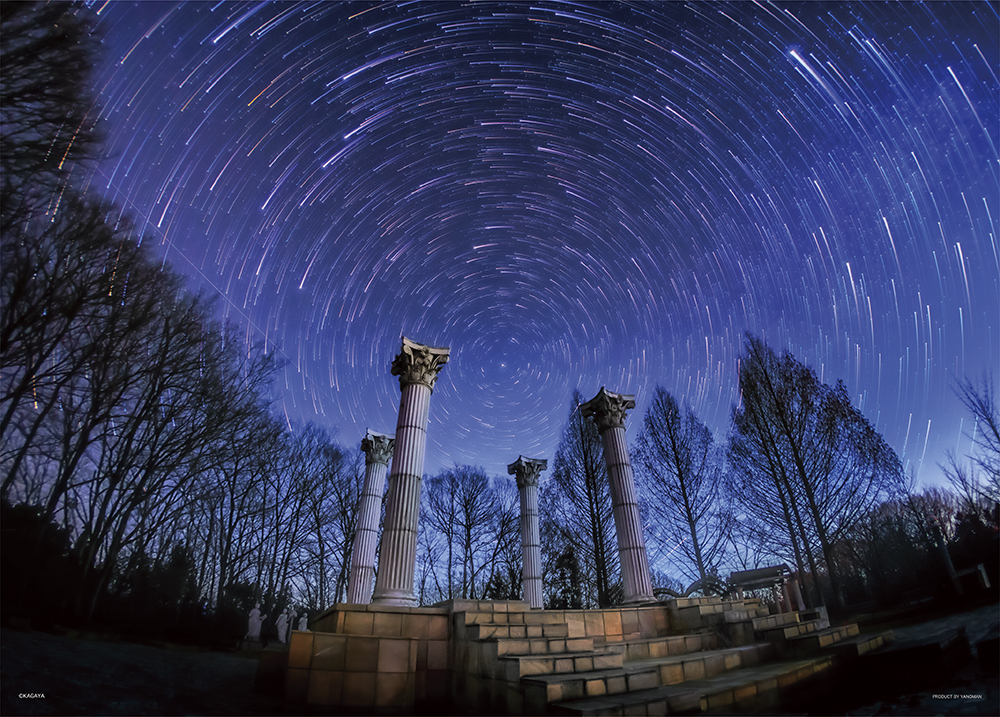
left=83, top=1, right=998, bottom=486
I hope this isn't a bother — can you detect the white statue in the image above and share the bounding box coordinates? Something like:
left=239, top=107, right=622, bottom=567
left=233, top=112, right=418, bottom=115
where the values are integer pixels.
left=297, top=614, right=309, bottom=632
left=289, top=607, right=297, bottom=632
left=246, top=603, right=266, bottom=641
left=276, top=609, right=289, bottom=643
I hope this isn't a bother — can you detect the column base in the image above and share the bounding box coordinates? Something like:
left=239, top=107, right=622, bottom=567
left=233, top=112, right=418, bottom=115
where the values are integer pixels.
left=372, top=588, right=418, bottom=607
left=622, top=594, right=657, bottom=606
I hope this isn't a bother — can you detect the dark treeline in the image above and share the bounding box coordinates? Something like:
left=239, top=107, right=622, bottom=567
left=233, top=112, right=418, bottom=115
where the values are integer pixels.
left=1, top=3, right=364, bottom=643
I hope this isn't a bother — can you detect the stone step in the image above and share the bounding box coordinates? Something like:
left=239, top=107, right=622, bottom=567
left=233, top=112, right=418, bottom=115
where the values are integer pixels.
left=615, top=631, right=720, bottom=661
left=624, top=644, right=777, bottom=687
left=663, top=596, right=724, bottom=609
left=783, top=623, right=859, bottom=655
left=465, top=621, right=570, bottom=641
left=487, top=635, right=594, bottom=657
left=550, top=655, right=835, bottom=716
left=827, top=629, right=894, bottom=657
left=522, top=664, right=662, bottom=709
left=751, top=611, right=801, bottom=632
left=549, top=683, right=701, bottom=716
left=458, top=609, right=569, bottom=627
left=759, top=618, right=823, bottom=643
left=723, top=606, right=769, bottom=623
left=496, top=649, right=625, bottom=681
left=442, top=599, right=532, bottom=613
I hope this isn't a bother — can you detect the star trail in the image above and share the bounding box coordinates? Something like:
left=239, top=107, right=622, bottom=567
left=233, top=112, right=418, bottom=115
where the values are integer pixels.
left=85, top=1, right=998, bottom=484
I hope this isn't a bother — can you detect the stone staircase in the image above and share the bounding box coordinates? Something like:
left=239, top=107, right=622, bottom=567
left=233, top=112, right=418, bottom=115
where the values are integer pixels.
left=449, top=597, right=893, bottom=715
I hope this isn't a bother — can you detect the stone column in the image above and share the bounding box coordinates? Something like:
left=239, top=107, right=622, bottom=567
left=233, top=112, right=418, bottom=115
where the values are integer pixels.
left=507, top=456, right=547, bottom=610
left=372, top=337, right=450, bottom=606
left=346, top=430, right=395, bottom=605
left=580, top=387, right=655, bottom=605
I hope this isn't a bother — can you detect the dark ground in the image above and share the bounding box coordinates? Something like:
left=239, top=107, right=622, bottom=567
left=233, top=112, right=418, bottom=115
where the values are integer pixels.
left=2, top=603, right=997, bottom=716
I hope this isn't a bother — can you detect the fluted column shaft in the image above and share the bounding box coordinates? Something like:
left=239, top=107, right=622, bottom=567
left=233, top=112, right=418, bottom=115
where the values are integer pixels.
left=346, top=431, right=394, bottom=605
left=508, top=456, right=547, bottom=609
left=373, top=338, right=449, bottom=606
left=581, top=387, right=655, bottom=605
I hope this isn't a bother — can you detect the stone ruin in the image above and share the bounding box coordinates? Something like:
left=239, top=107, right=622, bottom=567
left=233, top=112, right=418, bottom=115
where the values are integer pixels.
left=272, top=337, right=893, bottom=714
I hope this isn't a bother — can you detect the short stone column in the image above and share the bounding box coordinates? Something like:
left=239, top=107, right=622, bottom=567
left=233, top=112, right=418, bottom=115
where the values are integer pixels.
left=346, top=430, right=395, bottom=604
left=507, top=456, right=547, bottom=610
left=580, top=387, right=655, bottom=605
left=372, top=337, right=450, bottom=606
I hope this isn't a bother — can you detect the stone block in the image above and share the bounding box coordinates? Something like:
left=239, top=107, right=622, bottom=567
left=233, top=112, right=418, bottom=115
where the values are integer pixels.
left=705, top=653, right=725, bottom=677
left=661, top=662, right=684, bottom=685
left=707, top=688, right=734, bottom=710
left=377, top=638, right=414, bottom=673
left=735, top=682, right=757, bottom=702
left=373, top=610, right=403, bottom=637
left=311, top=634, right=347, bottom=671
left=344, top=610, right=374, bottom=635
left=628, top=670, right=658, bottom=691
left=285, top=667, right=309, bottom=703
left=526, top=624, right=543, bottom=637
left=584, top=612, right=604, bottom=637
left=604, top=610, right=623, bottom=636
left=622, top=608, right=640, bottom=635
left=566, top=637, right=590, bottom=652
left=594, top=653, right=620, bottom=670
left=654, top=609, right=669, bottom=634
left=682, top=658, right=706, bottom=681
left=306, top=669, right=343, bottom=706
left=345, top=635, right=379, bottom=673
left=555, top=657, right=573, bottom=672
left=428, top=639, right=448, bottom=670
left=566, top=614, right=587, bottom=638
left=574, top=655, right=594, bottom=671
left=375, top=672, right=413, bottom=708
left=638, top=609, right=656, bottom=636
left=288, top=631, right=314, bottom=669
left=607, top=675, right=627, bottom=694
left=402, top=612, right=430, bottom=639
left=504, top=639, right=530, bottom=655
left=586, top=678, right=607, bottom=697
left=428, top=614, right=448, bottom=639
left=342, top=671, right=376, bottom=707
left=424, top=669, right=448, bottom=701
left=624, top=703, right=646, bottom=716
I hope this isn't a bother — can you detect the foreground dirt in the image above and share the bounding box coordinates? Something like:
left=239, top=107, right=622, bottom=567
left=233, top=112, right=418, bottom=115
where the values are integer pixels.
left=1, top=628, right=285, bottom=716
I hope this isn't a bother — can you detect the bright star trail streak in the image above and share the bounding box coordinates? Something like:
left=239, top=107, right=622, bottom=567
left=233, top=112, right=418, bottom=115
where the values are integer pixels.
left=86, top=1, right=998, bottom=484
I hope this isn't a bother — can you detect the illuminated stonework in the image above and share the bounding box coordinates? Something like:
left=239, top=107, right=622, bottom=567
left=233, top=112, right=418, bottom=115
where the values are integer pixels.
left=508, top=456, right=548, bottom=609
left=390, top=336, right=450, bottom=392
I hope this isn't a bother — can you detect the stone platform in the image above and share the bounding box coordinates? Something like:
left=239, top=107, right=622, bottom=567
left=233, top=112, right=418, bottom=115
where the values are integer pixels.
left=284, top=596, right=892, bottom=714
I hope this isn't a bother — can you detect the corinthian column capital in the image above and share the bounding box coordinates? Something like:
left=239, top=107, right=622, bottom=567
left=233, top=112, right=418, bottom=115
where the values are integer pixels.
left=507, top=456, right=548, bottom=489
left=391, top=337, right=450, bottom=392
left=361, top=430, right=395, bottom=466
left=580, top=387, right=636, bottom=431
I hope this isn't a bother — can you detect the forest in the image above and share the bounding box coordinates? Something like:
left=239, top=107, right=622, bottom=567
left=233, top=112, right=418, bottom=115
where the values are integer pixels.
left=2, top=3, right=997, bottom=645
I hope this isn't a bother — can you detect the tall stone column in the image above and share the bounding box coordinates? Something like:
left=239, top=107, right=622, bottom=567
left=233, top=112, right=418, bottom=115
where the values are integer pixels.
left=580, top=387, right=655, bottom=605
left=372, top=337, right=450, bottom=606
left=507, top=456, right=547, bottom=610
left=346, top=430, right=395, bottom=605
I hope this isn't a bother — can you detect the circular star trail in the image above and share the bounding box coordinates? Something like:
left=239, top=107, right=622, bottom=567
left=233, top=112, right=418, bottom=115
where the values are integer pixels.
left=86, top=1, right=998, bottom=483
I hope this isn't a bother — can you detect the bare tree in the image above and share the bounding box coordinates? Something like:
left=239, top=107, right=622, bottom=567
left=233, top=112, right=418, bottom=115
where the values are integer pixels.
left=635, top=387, right=730, bottom=590
left=543, top=391, right=619, bottom=608
left=945, top=374, right=1000, bottom=507
left=729, top=336, right=904, bottom=608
